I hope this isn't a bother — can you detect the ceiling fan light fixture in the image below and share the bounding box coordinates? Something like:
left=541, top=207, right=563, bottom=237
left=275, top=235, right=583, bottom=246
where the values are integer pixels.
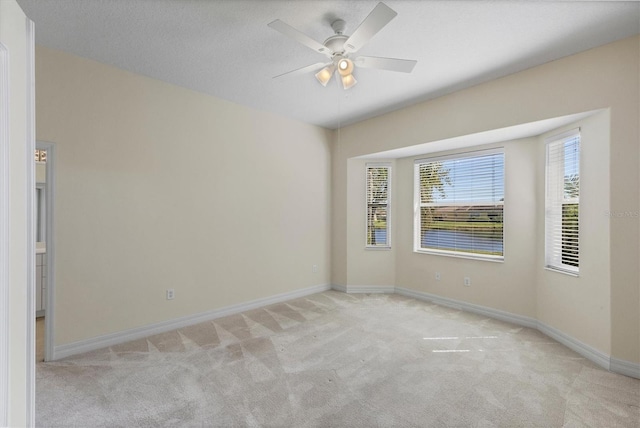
left=337, top=58, right=354, bottom=76
left=315, top=64, right=335, bottom=87
left=341, top=73, right=357, bottom=90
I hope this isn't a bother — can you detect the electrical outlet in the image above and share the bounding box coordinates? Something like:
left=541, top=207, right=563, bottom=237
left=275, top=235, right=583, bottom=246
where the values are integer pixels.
left=312, top=264, right=318, bottom=273
left=435, top=272, right=441, bottom=281
left=166, top=289, right=175, bottom=300
left=463, top=277, right=471, bottom=287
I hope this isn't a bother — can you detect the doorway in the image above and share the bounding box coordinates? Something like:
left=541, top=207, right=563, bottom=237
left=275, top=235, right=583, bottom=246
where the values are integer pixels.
left=35, top=142, right=55, bottom=362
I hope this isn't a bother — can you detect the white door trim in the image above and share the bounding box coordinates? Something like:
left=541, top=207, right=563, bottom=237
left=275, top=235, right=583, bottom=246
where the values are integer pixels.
left=0, top=41, right=10, bottom=428
left=25, top=17, right=36, bottom=427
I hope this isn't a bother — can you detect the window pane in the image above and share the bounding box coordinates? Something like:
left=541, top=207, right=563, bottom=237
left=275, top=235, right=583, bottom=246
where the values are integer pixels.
left=564, top=139, right=580, bottom=200
left=367, top=205, right=388, bottom=246
left=423, top=154, right=504, bottom=204
left=366, top=165, right=390, bottom=247
left=416, top=151, right=504, bottom=258
left=561, top=203, right=579, bottom=267
left=545, top=132, right=580, bottom=273
left=420, top=205, right=503, bottom=255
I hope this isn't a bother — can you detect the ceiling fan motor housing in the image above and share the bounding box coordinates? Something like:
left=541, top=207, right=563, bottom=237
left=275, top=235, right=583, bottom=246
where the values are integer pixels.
left=323, top=19, right=349, bottom=56
left=323, top=34, right=348, bottom=56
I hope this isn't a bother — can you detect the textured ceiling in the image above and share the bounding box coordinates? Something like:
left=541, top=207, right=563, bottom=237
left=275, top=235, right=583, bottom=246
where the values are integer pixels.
left=16, top=0, right=640, bottom=129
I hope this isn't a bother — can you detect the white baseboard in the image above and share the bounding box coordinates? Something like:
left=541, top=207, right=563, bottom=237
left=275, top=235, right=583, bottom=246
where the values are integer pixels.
left=394, top=286, right=639, bottom=379
left=345, top=285, right=395, bottom=294
left=52, top=282, right=639, bottom=380
left=331, top=284, right=347, bottom=293
left=610, top=357, right=640, bottom=379
left=536, top=321, right=611, bottom=371
left=331, top=284, right=394, bottom=294
left=53, top=283, right=331, bottom=360
left=394, top=287, right=537, bottom=329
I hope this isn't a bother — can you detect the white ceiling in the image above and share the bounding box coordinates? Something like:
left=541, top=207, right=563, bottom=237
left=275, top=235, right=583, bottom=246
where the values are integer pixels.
left=16, top=0, right=640, bottom=129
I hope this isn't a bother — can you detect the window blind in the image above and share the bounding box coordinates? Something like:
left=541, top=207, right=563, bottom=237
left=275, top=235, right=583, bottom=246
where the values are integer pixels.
left=415, top=149, right=504, bottom=259
left=545, top=130, right=580, bottom=273
left=366, top=164, right=390, bottom=247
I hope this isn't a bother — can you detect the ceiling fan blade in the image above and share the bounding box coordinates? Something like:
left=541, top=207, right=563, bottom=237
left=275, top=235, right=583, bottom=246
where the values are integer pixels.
left=268, top=19, right=332, bottom=57
left=354, top=56, right=417, bottom=73
left=273, top=62, right=330, bottom=79
left=344, top=2, right=397, bottom=54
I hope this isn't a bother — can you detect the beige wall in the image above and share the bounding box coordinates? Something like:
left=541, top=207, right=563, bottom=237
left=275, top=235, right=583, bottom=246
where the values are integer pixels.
left=35, top=47, right=332, bottom=345
left=331, top=134, right=347, bottom=287
left=2, top=0, right=31, bottom=425
left=36, top=162, right=46, bottom=183
left=536, top=111, right=611, bottom=353
left=333, top=36, right=639, bottom=364
left=346, top=158, right=396, bottom=287
left=392, top=138, right=538, bottom=318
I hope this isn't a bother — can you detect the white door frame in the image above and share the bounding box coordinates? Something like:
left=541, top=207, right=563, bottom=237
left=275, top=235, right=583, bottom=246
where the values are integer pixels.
left=26, top=17, right=36, bottom=427
left=0, top=41, right=10, bottom=428
left=0, top=10, right=36, bottom=426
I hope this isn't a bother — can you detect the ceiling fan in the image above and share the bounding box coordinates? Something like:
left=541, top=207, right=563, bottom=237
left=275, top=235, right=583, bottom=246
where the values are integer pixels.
left=268, top=2, right=417, bottom=90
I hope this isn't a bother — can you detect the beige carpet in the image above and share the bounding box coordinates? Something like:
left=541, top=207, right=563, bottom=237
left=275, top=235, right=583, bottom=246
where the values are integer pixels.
left=36, top=291, right=639, bottom=427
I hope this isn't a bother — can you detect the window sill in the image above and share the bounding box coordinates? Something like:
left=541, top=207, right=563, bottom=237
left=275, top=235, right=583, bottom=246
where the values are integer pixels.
left=365, top=246, right=392, bottom=251
left=414, top=248, right=503, bottom=263
left=544, top=266, right=579, bottom=277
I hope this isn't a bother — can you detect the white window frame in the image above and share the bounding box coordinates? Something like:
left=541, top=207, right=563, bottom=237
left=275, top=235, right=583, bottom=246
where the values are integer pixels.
left=545, top=129, right=580, bottom=275
left=365, top=163, right=391, bottom=249
left=413, top=148, right=505, bottom=261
